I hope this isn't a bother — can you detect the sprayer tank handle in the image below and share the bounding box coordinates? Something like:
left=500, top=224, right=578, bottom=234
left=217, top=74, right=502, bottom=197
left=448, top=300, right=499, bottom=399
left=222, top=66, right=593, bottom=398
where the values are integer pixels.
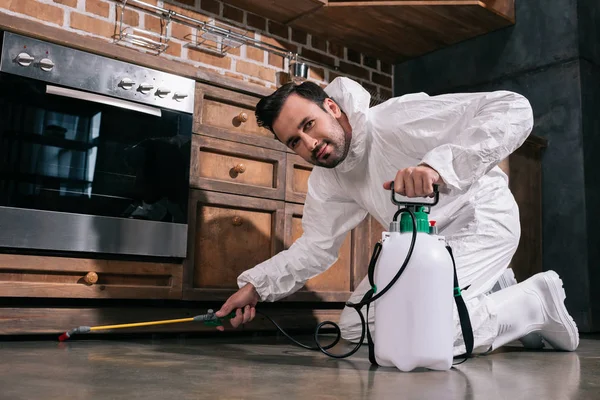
left=390, top=181, right=440, bottom=208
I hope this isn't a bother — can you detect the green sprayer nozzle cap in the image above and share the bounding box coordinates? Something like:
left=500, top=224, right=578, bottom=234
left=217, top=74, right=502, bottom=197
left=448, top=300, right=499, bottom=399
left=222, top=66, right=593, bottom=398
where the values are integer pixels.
left=400, top=206, right=430, bottom=233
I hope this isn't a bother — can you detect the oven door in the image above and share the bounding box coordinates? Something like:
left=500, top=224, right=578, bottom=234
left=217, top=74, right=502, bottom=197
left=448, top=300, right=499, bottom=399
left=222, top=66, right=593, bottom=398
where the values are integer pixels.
left=0, top=73, right=192, bottom=258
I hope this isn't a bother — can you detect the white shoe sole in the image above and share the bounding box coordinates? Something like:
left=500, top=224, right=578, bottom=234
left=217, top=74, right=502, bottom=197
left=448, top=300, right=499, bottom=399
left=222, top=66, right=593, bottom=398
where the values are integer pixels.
left=538, top=270, right=579, bottom=351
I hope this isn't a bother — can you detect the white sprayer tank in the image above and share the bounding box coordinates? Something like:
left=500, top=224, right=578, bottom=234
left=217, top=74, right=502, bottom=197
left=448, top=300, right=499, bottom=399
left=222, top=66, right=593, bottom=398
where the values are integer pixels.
left=373, top=207, right=455, bottom=371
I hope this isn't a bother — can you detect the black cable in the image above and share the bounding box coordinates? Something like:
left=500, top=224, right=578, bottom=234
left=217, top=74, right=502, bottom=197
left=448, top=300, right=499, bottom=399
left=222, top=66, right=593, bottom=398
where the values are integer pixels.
left=257, top=208, right=418, bottom=359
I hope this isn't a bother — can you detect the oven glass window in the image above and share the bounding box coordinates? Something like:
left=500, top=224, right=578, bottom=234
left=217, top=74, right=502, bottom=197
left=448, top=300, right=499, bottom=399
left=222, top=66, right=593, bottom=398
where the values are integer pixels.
left=0, top=74, right=192, bottom=223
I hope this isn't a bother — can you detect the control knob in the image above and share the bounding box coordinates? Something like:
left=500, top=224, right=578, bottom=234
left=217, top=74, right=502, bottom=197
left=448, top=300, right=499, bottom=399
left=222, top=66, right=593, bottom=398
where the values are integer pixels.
left=173, top=92, right=188, bottom=102
left=138, top=83, right=154, bottom=95
left=39, top=58, right=55, bottom=72
left=16, top=52, right=34, bottom=67
left=156, top=88, right=171, bottom=98
left=119, top=78, right=136, bottom=90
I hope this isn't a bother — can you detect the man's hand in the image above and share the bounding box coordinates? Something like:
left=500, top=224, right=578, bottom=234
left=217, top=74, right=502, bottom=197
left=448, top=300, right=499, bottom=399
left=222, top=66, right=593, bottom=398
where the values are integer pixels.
left=214, top=283, right=260, bottom=331
left=383, top=165, right=442, bottom=198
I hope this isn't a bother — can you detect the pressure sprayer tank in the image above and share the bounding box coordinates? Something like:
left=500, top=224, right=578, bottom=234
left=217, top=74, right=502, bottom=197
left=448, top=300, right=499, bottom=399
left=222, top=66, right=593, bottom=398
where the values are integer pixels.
left=373, top=204, right=455, bottom=372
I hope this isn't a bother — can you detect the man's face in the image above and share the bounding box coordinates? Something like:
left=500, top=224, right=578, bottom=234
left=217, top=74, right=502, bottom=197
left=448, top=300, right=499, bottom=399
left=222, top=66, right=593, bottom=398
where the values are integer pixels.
left=272, top=94, right=350, bottom=168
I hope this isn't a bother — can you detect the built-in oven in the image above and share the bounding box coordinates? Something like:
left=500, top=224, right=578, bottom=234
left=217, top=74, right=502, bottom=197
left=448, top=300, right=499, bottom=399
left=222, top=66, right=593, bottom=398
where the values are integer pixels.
left=0, top=32, right=195, bottom=258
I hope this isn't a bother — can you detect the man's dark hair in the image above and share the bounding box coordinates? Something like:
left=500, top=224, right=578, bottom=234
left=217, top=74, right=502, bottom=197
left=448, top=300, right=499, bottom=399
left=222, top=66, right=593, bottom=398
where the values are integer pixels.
left=255, top=81, right=330, bottom=133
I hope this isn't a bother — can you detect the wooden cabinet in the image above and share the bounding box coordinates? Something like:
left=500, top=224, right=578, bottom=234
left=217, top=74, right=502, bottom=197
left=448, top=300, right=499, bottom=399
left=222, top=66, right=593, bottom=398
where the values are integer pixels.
left=183, top=189, right=285, bottom=301
left=0, top=254, right=182, bottom=299
left=186, top=82, right=371, bottom=304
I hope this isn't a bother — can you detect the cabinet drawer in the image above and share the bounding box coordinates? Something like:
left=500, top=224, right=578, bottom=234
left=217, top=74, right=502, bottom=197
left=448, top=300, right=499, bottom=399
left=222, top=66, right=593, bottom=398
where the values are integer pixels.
left=0, top=254, right=182, bottom=299
left=190, top=135, right=286, bottom=200
left=183, top=189, right=285, bottom=300
left=283, top=203, right=353, bottom=301
left=285, top=154, right=313, bottom=203
left=193, top=83, right=287, bottom=152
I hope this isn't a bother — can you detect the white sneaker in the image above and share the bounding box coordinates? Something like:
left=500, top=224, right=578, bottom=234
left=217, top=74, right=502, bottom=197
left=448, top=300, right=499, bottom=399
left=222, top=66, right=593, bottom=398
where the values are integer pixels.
left=491, top=270, right=579, bottom=352
left=490, top=268, right=545, bottom=349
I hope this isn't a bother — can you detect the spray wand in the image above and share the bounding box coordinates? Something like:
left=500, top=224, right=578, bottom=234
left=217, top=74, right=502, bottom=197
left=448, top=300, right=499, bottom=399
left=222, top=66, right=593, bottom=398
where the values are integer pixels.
left=58, top=309, right=236, bottom=341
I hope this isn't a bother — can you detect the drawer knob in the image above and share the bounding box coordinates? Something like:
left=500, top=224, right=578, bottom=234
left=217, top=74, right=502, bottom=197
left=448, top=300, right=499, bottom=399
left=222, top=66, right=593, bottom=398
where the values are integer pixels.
left=232, top=216, right=243, bottom=226
left=233, top=163, right=246, bottom=174
left=237, top=112, right=248, bottom=123
left=84, top=271, right=98, bottom=285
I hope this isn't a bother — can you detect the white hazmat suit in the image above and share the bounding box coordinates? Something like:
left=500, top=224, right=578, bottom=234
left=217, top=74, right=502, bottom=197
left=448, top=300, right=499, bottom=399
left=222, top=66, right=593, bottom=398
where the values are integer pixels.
left=237, top=77, right=575, bottom=355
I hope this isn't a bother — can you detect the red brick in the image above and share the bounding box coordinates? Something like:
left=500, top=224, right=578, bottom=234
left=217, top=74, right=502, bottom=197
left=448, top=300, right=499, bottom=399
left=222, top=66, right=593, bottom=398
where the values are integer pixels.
left=236, top=60, right=275, bottom=83
left=188, top=49, right=231, bottom=69
left=8, top=0, right=64, bottom=26
left=380, top=60, right=392, bottom=74
left=225, top=71, right=245, bottom=81
left=201, top=0, right=220, bottom=15
left=310, top=35, right=327, bottom=52
left=246, top=13, right=266, bottom=31
left=121, top=8, right=140, bottom=27
left=329, top=42, right=344, bottom=58
left=53, top=0, right=77, bottom=7
left=144, top=15, right=163, bottom=34
left=268, top=53, right=284, bottom=69
left=261, top=36, right=297, bottom=53
left=71, top=12, right=114, bottom=37
left=171, top=22, right=192, bottom=41
left=246, top=46, right=264, bottom=62
left=363, top=55, right=378, bottom=69
left=372, top=71, right=392, bottom=88
left=380, top=88, right=392, bottom=99
left=173, top=0, right=195, bottom=6
left=339, top=61, right=369, bottom=80
left=268, top=20, right=288, bottom=39
left=164, top=41, right=182, bottom=58
left=291, top=29, right=307, bottom=45
left=300, top=48, right=334, bottom=68
left=347, top=48, right=361, bottom=64
left=86, top=0, right=110, bottom=19
left=228, top=46, right=241, bottom=56
left=309, top=66, right=325, bottom=82
left=223, top=4, right=244, bottom=23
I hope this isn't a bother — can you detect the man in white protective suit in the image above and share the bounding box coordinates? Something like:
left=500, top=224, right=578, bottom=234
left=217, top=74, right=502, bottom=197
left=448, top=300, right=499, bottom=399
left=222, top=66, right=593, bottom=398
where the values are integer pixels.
left=215, top=76, right=579, bottom=355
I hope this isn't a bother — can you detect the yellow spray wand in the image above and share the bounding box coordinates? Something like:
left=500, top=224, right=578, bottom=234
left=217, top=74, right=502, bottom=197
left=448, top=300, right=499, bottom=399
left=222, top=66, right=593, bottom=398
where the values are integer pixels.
left=57, top=309, right=235, bottom=341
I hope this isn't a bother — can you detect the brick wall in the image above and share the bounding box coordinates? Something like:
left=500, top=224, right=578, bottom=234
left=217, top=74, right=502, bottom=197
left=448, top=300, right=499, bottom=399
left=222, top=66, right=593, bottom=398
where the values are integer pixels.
left=0, top=0, right=393, bottom=100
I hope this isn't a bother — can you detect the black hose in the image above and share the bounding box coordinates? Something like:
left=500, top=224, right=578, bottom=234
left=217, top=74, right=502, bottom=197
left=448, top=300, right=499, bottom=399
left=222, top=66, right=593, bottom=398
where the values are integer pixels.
left=258, top=208, right=418, bottom=359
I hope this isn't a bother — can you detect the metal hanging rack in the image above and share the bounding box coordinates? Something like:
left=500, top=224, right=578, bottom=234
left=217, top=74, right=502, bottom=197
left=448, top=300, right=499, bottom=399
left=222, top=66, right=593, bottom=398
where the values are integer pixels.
left=116, top=0, right=172, bottom=54
left=116, top=0, right=296, bottom=60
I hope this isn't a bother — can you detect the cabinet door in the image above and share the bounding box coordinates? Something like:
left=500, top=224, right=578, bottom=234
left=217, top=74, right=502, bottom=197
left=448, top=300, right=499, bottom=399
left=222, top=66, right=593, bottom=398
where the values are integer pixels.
left=190, top=134, right=286, bottom=200
left=0, top=254, right=182, bottom=299
left=193, top=83, right=287, bottom=152
left=282, top=203, right=354, bottom=302
left=285, top=154, right=313, bottom=204
left=183, top=189, right=285, bottom=301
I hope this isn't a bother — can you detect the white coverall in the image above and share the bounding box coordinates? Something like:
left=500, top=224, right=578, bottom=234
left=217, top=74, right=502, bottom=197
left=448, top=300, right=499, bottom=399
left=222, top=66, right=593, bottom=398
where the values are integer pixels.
left=238, top=77, right=534, bottom=355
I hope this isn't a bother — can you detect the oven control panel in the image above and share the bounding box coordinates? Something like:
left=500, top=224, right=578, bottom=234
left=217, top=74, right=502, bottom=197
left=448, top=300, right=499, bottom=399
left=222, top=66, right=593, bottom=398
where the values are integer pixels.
left=1, top=32, right=195, bottom=114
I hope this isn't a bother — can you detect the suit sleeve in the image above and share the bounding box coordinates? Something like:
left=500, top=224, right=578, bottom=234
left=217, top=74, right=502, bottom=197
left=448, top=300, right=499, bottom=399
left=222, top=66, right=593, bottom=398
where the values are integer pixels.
left=237, top=170, right=368, bottom=302
left=372, top=90, right=534, bottom=192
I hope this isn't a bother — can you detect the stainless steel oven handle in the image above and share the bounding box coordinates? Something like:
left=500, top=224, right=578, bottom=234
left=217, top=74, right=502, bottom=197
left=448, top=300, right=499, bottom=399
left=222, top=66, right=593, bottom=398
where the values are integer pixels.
left=46, top=85, right=162, bottom=117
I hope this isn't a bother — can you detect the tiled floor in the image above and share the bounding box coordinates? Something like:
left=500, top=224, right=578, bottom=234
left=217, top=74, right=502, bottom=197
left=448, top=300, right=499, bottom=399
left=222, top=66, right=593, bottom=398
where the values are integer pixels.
left=1, top=333, right=598, bottom=399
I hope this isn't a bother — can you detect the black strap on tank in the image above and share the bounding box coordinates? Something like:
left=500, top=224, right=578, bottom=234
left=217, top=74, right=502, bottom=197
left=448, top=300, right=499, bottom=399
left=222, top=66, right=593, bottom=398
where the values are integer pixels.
left=359, top=242, right=474, bottom=367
